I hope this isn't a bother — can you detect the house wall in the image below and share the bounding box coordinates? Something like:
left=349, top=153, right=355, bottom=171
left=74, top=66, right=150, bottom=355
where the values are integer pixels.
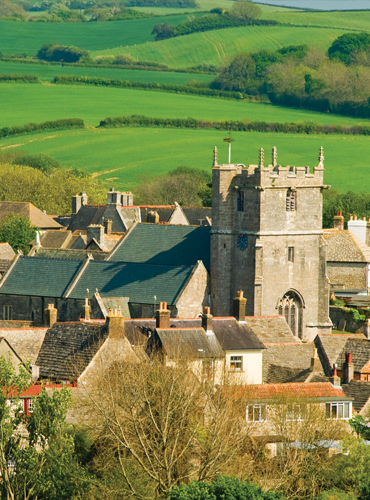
left=168, top=206, right=189, bottom=226
left=175, top=262, right=210, bottom=318
left=225, top=350, right=263, bottom=384
left=327, top=262, right=367, bottom=289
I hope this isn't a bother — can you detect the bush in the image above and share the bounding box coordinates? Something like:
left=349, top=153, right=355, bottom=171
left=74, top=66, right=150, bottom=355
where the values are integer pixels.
left=328, top=33, right=370, bottom=64
left=37, top=43, right=90, bottom=63
left=0, top=74, right=40, bottom=83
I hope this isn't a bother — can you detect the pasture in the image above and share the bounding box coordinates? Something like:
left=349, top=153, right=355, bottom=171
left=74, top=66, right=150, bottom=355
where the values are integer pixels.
left=0, top=61, right=214, bottom=85
left=0, top=126, right=368, bottom=193
left=263, top=9, right=370, bottom=30
left=0, top=13, right=199, bottom=56
left=93, top=25, right=349, bottom=67
left=1, top=83, right=369, bottom=128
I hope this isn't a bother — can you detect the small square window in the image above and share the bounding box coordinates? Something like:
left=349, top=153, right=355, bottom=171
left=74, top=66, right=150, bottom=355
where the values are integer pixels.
left=247, top=404, right=267, bottom=422
left=288, top=247, right=294, bottom=262
left=230, top=356, right=242, bottom=371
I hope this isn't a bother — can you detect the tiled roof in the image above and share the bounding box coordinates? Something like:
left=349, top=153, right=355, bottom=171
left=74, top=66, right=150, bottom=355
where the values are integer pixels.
left=68, top=205, right=106, bottom=232
left=108, top=223, right=211, bottom=270
left=69, top=260, right=194, bottom=304
left=0, top=243, right=15, bottom=260
left=262, top=343, right=317, bottom=383
left=315, top=334, right=367, bottom=375
left=245, top=316, right=299, bottom=344
left=336, top=338, right=370, bottom=372
left=323, top=230, right=370, bottom=263
left=342, top=380, right=370, bottom=413
left=247, top=382, right=350, bottom=401
left=0, top=328, right=47, bottom=364
left=155, top=328, right=224, bottom=359
left=0, top=202, right=62, bottom=229
left=36, top=322, right=108, bottom=380
left=30, top=248, right=107, bottom=261
left=39, top=230, right=71, bottom=249
left=182, top=207, right=212, bottom=226
left=0, top=256, right=82, bottom=297
left=212, top=318, right=265, bottom=351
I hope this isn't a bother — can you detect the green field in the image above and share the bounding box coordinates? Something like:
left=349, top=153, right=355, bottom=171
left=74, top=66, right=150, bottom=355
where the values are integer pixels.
left=0, top=14, right=199, bottom=56
left=0, top=61, right=214, bottom=85
left=93, top=25, right=349, bottom=67
left=0, top=126, right=367, bottom=193
left=1, top=83, right=369, bottom=128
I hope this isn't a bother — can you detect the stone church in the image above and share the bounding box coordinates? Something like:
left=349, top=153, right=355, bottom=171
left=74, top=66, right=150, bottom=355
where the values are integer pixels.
left=210, top=146, right=332, bottom=341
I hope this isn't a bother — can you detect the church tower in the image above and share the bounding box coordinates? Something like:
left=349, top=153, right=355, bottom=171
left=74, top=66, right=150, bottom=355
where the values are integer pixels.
left=210, top=146, right=332, bottom=341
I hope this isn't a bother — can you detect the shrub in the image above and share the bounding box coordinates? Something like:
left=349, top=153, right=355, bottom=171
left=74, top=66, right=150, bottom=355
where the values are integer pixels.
left=37, top=43, right=90, bottom=63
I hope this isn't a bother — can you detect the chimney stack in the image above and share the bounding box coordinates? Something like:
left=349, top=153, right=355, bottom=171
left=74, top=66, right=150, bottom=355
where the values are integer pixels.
left=202, top=306, right=213, bottom=333
left=310, top=347, right=321, bottom=372
left=87, top=224, right=105, bottom=247
left=330, top=363, right=341, bottom=387
left=44, top=303, right=57, bottom=327
left=106, top=308, right=125, bottom=339
left=103, top=219, right=112, bottom=236
left=156, top=302, right=170, bottom=329
left=121, top=192, right=134, bottom=206
left=84, top=297, right=90, bottom=322
left=343, top=352, right=354, bottom=384
left=107, top=188, right=121, bottom=206
left=333, top=211, right=344, bottom=231
left=233, top=291, right=247, bottom=322
left=72, top=193, right=88, bottom=215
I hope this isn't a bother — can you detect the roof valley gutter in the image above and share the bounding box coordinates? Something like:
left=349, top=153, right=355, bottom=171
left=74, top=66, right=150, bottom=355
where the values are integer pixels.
left=63, top=255, right=92, bottom=298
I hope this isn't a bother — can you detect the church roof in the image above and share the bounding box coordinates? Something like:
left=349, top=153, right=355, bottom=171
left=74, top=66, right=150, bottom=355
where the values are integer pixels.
left=323, top=230, right=370, bottom=263
left=108, top=223, right=211, bottom=270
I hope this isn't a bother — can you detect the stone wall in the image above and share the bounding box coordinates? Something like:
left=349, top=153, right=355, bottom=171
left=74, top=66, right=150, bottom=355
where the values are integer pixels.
left=329, top=306, right=364, bottom=333
left=175, top=261, right=209, bottom=318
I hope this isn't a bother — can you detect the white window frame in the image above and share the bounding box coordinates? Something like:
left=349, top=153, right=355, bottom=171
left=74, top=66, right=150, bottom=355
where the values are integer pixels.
left=230, top=355, right=243, bottom=371
left=326, top=402, right=351, bottom=420
left=286, top=403, right=304, bottom=421
left=247, top=404, right=267, bottom=422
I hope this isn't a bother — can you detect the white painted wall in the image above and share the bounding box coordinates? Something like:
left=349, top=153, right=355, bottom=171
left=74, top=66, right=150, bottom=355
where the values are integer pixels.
left=225, top=350, right=263, bottom=384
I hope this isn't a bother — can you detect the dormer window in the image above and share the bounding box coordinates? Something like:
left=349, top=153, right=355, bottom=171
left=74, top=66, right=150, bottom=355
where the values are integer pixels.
left=237, top=190, right=244, bottom=212
left=286, top=190, right=296, bottom=211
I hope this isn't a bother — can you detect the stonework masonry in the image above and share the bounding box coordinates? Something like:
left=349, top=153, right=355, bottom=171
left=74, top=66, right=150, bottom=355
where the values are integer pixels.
left=210, top=147, right=332, bottom=341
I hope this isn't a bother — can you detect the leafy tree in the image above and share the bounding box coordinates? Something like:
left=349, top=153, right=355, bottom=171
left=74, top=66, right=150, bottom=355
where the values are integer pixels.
left=211, top=53, right=258, bottom=93
left=229, top=0, right=262, bottom=21
left=151, top=22, right=175, bottom=40
left=328, top=33, right=370, bottom=64
left=0, top=214, right=37, bottom=255
left=37, top=43, right=90, bottom=63
left=277, top=44, right=308, bottom=60
left=0, top=355, right=89, bottom=500
left=135, top=166, right=212, bottom=207
left=167, top=476, right=284, bottom=500
left=323, top=190, right=370, bottom=229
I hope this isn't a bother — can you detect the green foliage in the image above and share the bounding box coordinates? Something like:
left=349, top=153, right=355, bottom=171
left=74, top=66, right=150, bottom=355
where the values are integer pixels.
left=135, top=165, right=211, bottom=206
left=316, top=489, right=357, bottom=500
left=277, top=44, right=308, bottom=59
left=0, top=74, right=40, bottom=83
left=37, top=43, right=90, bottom=63
left=0, top=118, right=85, bottom=139
left=349, top=415, right=370, bottom=440
left=330, top=298, right=346, bottom=307
left=323, top=190, right=370, bottom=229
left=349, top=308, right=366, bottom=323
left=230, top=0, right=262, bottom=21
left=0, top=214, right=37, bottom=254
left=328, top=33, right=370, bottom=64
left=167, top=476, right=284, bottom=500
left=126, top=0, right=198, bottom=7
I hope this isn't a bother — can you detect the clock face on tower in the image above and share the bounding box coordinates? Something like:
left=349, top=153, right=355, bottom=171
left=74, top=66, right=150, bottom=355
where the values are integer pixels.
left=237, top=234, right=248, bottom=251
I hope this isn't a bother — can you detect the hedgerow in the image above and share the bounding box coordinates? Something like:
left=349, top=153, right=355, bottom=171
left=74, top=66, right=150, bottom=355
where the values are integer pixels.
left=0, top=74, right=40, bottom=83
left=0, top=118, right=85, bottom=139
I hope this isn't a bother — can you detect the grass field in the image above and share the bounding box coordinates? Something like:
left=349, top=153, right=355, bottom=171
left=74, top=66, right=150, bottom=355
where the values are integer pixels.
left=0, top=126, right=368, bottom=193
left=0, top=61, right=214, bottom=85
left=93, top=25, right=349, bottom=67
left=262, top=9, right=370, bottom=30
left=0, top=14, right=200, bottom=56
left=1, top=82, right=369, bottom=128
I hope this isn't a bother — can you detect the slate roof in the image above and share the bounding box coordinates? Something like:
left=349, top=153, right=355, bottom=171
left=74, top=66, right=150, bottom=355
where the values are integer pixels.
left=156, top=328, right=224, bottom=359
left=315, top=333, right=367, bottom=375
left=0, top=202, right=62, bottom=229
left=0, top=328, right=47, bottom=364
left=0, top=256, right=82, bottom=297
left=139, top=206, right=176, bottom=223
left=39, top=230, right=71, bottom=249
left=246, top=382, right=351, bottom=402
left=30, top=248, right=107, bottom=261
left=68, top=205, right=106, bottom=232
left=262, top=343, right=317, bottom=384
left=108, top=223, right=211, bottom=270
left=211, top=318, right=265, bottom=351
left=69, top=260, right=194, bottom=305
left=182, top=207, right=212, bottom=226
left=0, top=243, right=15, bottom=260
left=336, top=338, right=370, bottom=372
left=323, top=230, right=370, bottom=263
left=36, top=322, right=108, bottom=380
left=245, top=316, right=300, bottom=344
left=342, top=381, right=370, bottom=413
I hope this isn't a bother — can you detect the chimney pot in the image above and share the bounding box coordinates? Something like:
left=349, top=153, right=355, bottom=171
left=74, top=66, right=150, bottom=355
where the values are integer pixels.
left=333, top=211, right=344, bottom=231
left=343, top=352, right=354, bottom=384
left=156, top=302, right=170, bottom=328
left=44, top=304, right=57, bottom=327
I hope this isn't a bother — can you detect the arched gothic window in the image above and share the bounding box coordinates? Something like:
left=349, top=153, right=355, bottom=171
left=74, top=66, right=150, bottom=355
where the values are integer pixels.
left=278, top=291, right=303, bottom=338
left=286, top=190, right=296, bottom=211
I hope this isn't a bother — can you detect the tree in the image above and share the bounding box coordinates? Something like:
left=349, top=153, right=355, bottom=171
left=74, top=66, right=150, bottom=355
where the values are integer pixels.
left=167, top=476, right=284, bottom=500
left=230, top=0, right=261, bottom=21
left=79, top=357, right=253, bottom=497
left=0, top=214, right=38, bottom=255
left=135, top=166, right=212, bottom=206
left=328, top=33, right=370, bottom=65
left=37, top=43, right=90, bottom=63
left=151, top=23, right=175, bottom=41
left=0, top=355, right=89, bottom=500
